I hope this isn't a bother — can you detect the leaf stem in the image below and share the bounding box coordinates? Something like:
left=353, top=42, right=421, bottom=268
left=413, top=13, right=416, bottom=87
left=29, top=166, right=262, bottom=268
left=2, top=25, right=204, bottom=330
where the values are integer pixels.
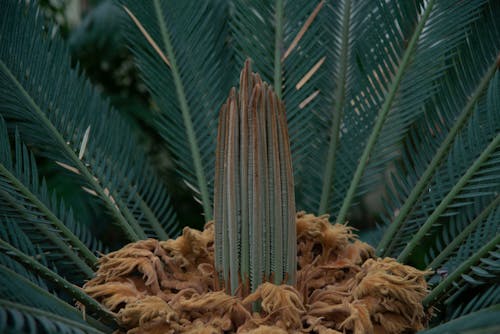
left=0, top=239, right=115, bottom=323
left=377, top=59, right=499, bottom=256
left=137, top=192, right=170, bottom=239
left=0, top=164, right=97, bottom=269
left=335, top=0, right=435, bottom=224
left=427, top=195, right=500, bottom=271
left=152, top=0, right=213, bottom=221
left=0, top=265, right=110, bottom=332
left=0, top=188, right=94, bottom=277
left=398, top=133, right=500, bottom=262
left=423, top=233, right=500, bottom=307
left=0, top=60, right=143, bottom=242
left=319, top=0, right=351, bottom=214
left=0, top=300, right=108, bottom=334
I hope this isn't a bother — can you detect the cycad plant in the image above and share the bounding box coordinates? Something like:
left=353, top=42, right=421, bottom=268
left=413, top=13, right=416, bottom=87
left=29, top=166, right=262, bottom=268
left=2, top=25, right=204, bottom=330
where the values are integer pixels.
left=1, top=0, right=499, bottom=333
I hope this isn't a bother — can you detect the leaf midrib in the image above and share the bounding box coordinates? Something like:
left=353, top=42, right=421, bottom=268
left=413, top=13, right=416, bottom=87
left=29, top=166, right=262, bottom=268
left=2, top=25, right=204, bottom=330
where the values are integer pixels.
left=377, top=58, right=499, bottom=256
left=0, top=59, right=144, bottom=241
left=0, top=238, right=115, bottom=323
left=398, top=132, right=500, bottom=262
left=152, top=0, right=213, bottom=221
left=273, top=0, right=284, bottom=99
left=0, top=264, right=109, bottom=332
left=0, top=299, right=107, bottom=334
left=427, top=195, right=500, bottom=271
left=335, top=0, right=436, bottom=224
left=423, top=233, right=500, bottom=307
left=0, top=183, right=94, bottom=277
left=319, top=0, right=352, bottom=214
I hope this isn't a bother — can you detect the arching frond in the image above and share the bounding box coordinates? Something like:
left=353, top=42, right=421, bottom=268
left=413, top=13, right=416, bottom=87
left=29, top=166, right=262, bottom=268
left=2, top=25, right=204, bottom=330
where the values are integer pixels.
left=119, top=0, right=236, bottom=221
left=423, top=222, right=499, bottom=309
left=0, top=300, right=106, bottom=334
left=0, top=117, right=100, bottom=280
left=425, top=195, right=500, bottom=273
left=293, top=0, right=499, bottom=222
left=0, top=221, right=49, bottom=288
left=0, top=265, right=109, bottom=332
left=419, top=305, right=500, bottom=334
left=377, top=66, right=500, bottom=260
left=121, top=0, right=328, bottom=218
left=0, top=0, right=179, bottom=241
left=377, top=2, right=500, bottom=256
left=0, top=239, right=114, bottom=323
left=451, top=284, right=500, bottom=320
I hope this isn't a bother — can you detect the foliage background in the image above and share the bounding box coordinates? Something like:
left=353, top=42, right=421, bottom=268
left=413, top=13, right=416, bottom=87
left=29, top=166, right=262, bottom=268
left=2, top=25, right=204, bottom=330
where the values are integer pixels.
left=0, top=0, right=499, bottom=332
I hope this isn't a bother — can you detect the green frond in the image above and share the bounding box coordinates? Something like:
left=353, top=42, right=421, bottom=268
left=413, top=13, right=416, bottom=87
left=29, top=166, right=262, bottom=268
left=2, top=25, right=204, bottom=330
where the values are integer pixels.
left=0, top=265, right=110, bottom=332
left=359, top=0, right=492, bottom=198
left=334, top=0, right=498, bottom=224
left=398, top=121, right=499, bottom=262
left=0, top=220, right=50, bottom=287
left=443, top=206, right=499, bottom=279
left=301, top=0, right=425, bottom=214
left=451, top=285, right=500, bottom=320
left=0, top=238, right=114, bottom=324
left=301, top=0, right=498, bottom=222
left=121, top=1, right=328, bottom=217
left=0, top=117, right=97, bottom=280
left=425, top=196, right=500, bottom=271
left=423, top=223, right=499, bottom=308
left=378, top=68, right=500, bottom=260
left=376, top=2, right=500, bottom=256
left=0, top=300, right=106, bottom=334
left=119, top=0, right=236, bottom=221
left=0, top=0, right=179, bottom=241
left=420, top=305, right=500, bottom=334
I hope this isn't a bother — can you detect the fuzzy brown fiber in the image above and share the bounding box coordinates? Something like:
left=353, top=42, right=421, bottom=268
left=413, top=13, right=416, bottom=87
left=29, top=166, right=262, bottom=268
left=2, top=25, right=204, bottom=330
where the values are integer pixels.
left=84, top=212, right=430, bottom=333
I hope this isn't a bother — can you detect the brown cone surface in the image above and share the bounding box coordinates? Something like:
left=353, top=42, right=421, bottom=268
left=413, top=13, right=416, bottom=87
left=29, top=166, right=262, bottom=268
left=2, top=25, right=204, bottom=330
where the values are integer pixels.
left=84, top=212, right=431, bottom=333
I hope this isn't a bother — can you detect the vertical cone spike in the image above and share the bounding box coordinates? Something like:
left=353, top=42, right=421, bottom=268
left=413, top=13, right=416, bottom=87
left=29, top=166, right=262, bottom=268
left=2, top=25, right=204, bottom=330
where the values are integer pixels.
left=214, top=59, right=296, bottom=299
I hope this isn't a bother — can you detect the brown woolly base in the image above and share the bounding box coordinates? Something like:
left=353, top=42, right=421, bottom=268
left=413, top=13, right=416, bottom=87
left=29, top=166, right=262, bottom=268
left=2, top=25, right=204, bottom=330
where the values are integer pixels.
left=84, top=212, right=431, bottom=333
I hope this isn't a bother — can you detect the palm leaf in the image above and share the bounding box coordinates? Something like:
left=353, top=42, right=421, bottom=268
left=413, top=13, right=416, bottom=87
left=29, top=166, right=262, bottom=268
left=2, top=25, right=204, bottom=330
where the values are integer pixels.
left=0, top=0, right=179, bottom=241
left=358, top=0, right=492, bottom=198
left=378, top=67, right=500, bottom=261
left=337, top=0, right=497, bottom=223
left=1, top=117, right=99, bottom=280
left=299, top=0, right=498, bottom=223
left=0, top=220, right=50, bottom=287
left=119, top=0, right=236, bottom=221
left=0, top=265, right=109, bottom=332
left=0, top=300, right=106, bottom=334
left=423, top=225, right=499, bottom=309
left=419, top=305, right=500, bottom=334
left=302, top=0, right=423, bottom=214
left=425, top=196, right=500, bottom=272
left=451, top=284, right=500, bottom=320
left=377, top=1, right=500, bottom=256
left=0, top=238, right=114, bottom=323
